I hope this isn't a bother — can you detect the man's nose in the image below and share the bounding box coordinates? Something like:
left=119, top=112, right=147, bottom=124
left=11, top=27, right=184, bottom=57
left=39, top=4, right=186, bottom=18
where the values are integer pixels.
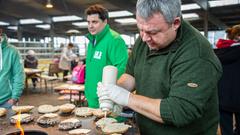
left=141, top=32, right=151, bottom=42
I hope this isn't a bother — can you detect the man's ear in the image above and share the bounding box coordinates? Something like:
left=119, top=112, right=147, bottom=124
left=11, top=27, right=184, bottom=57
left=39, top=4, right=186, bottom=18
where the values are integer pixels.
left=172, top=17, right=181, bottom=31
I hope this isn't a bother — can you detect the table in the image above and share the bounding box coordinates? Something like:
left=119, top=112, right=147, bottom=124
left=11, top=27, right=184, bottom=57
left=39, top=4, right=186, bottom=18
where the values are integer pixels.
left=0, top=108, right=138, bottom=135
left=24, top=68, right=43, bottom=92
left=54, top=83, right=85, bottom=106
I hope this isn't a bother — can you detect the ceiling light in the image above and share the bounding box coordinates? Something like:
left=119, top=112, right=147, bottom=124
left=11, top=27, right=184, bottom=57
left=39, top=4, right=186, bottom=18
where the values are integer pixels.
left=109, top=10, right=133, bottom=18
left=52, top=15, right=82, bottom=22
left=182, top=13, right=199, bottom=21
left=46, top=0, right=53, bottom=8
left=114, top=18, right=137, bottom=25
left=7, top=26, right=18, bottom=30
left=181, top=4, right=201, bottom=11
left=66, top=29, right=81, bottom=34
left=72, top=22, right=88, bottom=28
left=209, top=0, right=240, bottom=7
left=0, top=21, right=10, bottom=26
left=19, top=18, right=43, bottom=25
left=36, top=24, right=50, bottom=30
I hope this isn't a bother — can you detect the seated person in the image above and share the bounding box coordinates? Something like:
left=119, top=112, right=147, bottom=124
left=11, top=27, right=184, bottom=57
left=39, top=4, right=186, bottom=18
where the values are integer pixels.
left=24, top=50, right=38, bottom=88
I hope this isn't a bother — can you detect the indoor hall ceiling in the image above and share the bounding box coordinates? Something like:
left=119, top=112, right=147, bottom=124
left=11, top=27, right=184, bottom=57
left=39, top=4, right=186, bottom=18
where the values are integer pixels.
left=0, top=0, right=239, bottom=39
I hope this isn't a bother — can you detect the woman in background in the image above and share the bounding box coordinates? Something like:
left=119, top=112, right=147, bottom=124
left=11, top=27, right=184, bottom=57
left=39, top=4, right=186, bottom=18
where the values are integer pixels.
left=59, top=43, right=76, bottom=81
left=215, top=24, right=240, bottom=135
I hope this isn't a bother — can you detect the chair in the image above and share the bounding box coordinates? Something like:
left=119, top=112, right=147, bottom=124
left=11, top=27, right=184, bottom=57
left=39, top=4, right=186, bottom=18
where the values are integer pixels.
left=40, top=63, right=62, bottom=92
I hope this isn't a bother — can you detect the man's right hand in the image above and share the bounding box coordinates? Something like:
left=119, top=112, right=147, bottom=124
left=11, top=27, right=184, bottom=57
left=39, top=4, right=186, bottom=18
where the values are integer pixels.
left=97, top=82, right=114, bottom=111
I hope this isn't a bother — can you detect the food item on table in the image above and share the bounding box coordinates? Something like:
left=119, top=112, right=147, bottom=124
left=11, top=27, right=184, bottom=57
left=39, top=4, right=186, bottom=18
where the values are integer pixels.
left=59, top=103, right=76, bottom=113
left=59, top=90, right=79, bottom=94
left=92, top=108, right=110, bottom=118
left=37, top=113, right=59, bottom=126
left=10, top=113, right=34, bottom=124
left=102, top=123, right=131, bottom=134
left=12, top=105, right=34, bottom=113
left=75, top=107, right=93, bottom=117
left=0, top=108, right=7, bottom=117
left=68, top=128, right=91, bottom=135
left=95, top=117, right=117, bottom=128
left=38, top=104, right=59, bottom=113
left=58, top=118, right=81, bottom=130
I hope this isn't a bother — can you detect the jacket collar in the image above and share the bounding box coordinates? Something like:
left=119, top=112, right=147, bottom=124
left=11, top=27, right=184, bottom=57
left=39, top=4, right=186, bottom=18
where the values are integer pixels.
left=86, top=24, right=110, bottom=46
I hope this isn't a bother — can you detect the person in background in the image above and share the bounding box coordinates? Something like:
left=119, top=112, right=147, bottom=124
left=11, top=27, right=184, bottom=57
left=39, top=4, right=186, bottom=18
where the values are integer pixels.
left=214, top=24, right=240, bottom=135
left=97, top=0, right=222, bottom=134
left=59, top=43, right=76, bottom=81
left=0, top=31, right=25, bottom=109
left=72, top=58, right=86, bottom=84
left=84, top=4, right=128, bottom=108
left=24, top=50, right=38, bottom=88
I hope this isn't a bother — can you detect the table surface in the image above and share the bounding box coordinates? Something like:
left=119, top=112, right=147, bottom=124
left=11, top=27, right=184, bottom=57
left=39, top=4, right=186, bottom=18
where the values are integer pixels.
left=54, top=83, right=85, bottom=92
left=0, top=108, right=138, bottom=135
left=24, top=68, right=43, bottom=74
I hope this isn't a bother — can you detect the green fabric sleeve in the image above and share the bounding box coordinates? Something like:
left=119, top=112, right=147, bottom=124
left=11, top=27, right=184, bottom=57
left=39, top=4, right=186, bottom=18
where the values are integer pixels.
left=11, top=49, right=25, bottom=100
left=160, top=58, right=221, bottom=127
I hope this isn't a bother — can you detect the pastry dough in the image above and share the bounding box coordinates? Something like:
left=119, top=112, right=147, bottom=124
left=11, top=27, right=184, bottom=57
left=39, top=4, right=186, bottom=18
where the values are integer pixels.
left=38, top=104, right=59, bottom=113
left=10, top=113, right=34, bottom=124
left=37, top=113, right=59, bottom=126
left=74, top=107, right=93, bottom=117
left=59, top=103, right=75, bottom=113
left=92, top=108, right=110, bottom=118
left=68, top=128, right=91, bottom=135
left=58, top=118, right=81, bottom=130
left=95, top=117, right=117, bottom=128
left=102, top=123, right=131, bottom=134
left=0, top=108, right=7, bottom=117
left=12, top=105, right=34, bottom=113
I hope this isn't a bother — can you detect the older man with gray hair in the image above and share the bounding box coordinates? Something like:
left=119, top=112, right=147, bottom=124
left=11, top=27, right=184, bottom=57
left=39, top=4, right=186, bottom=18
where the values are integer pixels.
left=97, top=0, right=222, bottom=134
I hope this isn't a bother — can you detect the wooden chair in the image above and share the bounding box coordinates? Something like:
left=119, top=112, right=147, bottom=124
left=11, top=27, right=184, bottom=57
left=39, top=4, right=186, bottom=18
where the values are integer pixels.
left=40, top=63, right=62, bottom=92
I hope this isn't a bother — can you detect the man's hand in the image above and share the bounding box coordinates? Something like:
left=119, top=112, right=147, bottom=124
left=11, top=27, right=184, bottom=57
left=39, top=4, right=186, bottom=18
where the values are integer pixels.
left=7, top=99, right=18, bottom=105
left=97, top=82, right=130, bottom=106
left=97, top=82, right=114, bottom=111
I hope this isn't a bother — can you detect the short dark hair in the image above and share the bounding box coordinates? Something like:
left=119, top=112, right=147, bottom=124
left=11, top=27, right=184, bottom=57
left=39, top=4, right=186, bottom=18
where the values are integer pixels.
left=68, top=43, right=74, bottom=47
left=85, top=4, right=109, bottom=21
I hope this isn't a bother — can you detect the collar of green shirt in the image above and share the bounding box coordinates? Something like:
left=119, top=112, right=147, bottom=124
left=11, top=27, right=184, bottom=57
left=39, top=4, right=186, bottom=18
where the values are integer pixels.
left=86, top=24, right=110, bottom=46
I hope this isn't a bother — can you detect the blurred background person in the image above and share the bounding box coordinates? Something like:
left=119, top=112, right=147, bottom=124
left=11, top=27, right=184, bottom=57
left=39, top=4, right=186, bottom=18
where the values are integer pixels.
left=59, top=43, right=76, bottom=81
left=215, top=24, right=240, bottom=135
left=24, top=50, right=38, bottom=88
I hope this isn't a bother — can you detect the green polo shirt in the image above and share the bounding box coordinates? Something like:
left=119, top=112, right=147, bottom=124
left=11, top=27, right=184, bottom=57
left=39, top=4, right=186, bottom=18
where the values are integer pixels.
left=126, top=20, right=222, bottom=135
left=85, top=24, right=128, bottom=108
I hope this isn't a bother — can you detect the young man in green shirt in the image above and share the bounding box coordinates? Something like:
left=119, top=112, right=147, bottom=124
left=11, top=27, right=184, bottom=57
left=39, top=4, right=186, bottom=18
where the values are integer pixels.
left=84, top=4, right=128, bottom=108
left=97, top=0, right=222, bottom=134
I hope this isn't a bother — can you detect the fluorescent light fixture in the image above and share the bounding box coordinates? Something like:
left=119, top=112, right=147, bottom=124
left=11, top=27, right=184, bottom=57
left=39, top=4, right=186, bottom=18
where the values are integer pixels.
left=66, top=29, right=80, bottom=34
left=72, top=22, right=88, bottom=28
left=209, top=0, right=240, bottom=7
left=36, top=24, right=50, bottom=30
left=109, top=10, right=133, bottom=18
left=181, top=3, right=201, bottom=11
left=20, top=18, right=43, bottom=24
left=7, top=26, right=18, bottom=30
left=182, top=13, right=199, bottom=20
left=46, top=0, right=53, bottom=8
left=0, top=21, right=9, bottom=26
left=114, top=18, right=137, bottom=25
left=52, top=15, right=82, bottom=22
